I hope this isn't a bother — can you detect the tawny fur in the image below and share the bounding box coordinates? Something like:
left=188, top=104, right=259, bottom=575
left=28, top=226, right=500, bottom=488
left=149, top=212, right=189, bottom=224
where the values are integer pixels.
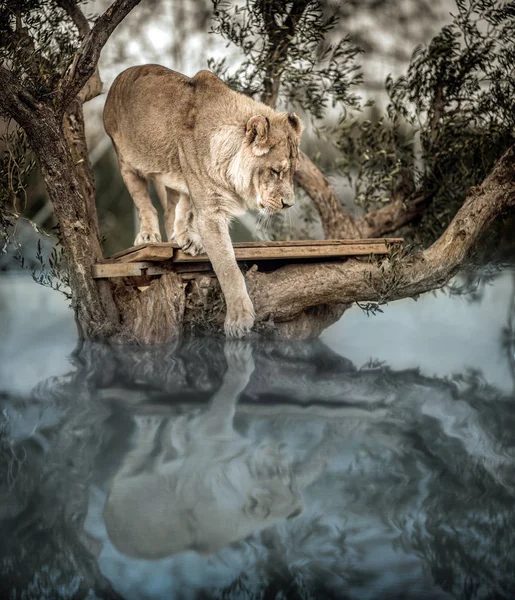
left=103, top=65, right=303, bottom=337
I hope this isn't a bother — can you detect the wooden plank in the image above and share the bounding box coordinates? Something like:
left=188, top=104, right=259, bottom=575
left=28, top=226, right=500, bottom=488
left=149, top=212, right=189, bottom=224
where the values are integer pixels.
left=107, top=242, right=176, bottom=262
left=117, top=245, right=175, bottom=263
left=105, top=238, right=403, bottom=263
left=174, top=241, right=393, bottom=263
left=231, top=238, right=403, bottom=247
left=92, top=262, right=176, bottom=278
left=92, top=262, right=155, bottom=278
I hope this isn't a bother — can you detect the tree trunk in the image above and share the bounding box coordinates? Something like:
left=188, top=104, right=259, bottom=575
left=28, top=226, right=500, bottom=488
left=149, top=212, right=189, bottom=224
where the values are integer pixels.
left=27, top=108, right=121, bottom=339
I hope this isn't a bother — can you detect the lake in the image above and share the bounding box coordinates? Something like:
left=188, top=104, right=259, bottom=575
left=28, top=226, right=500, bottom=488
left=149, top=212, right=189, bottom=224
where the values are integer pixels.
left=1, top=267, right=514, bottom=600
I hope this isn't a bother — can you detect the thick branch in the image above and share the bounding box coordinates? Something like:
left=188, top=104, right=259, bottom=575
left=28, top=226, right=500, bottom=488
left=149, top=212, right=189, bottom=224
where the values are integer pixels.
left=255, top=1, right=424, bottom=239
left=295, top=151, right=361, bottom=238
left=295, top=152, right=437, bottom=239
left=260, top=0, right=310, bottom=108
left=59, top=0, right=142, bottom=110
left=56, top=0, right=90, bottom=36
left=56, top=0, right=102, bottom=101
left=248, top=145, right=515, bottom=322
left=295, top=150, right=433, bottom=239
left=355, top=192, right=431, bottom=238
left=0, top=65, right=42, bottom=127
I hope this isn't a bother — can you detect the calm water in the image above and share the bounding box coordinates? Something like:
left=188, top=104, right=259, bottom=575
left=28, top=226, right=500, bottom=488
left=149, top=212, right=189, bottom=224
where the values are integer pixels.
left=1, top=269, right=515, bottom=600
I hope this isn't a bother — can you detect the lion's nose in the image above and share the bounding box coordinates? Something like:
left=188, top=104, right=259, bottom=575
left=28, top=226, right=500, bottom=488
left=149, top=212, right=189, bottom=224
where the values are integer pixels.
left=281, top=198, right=293, bottom=209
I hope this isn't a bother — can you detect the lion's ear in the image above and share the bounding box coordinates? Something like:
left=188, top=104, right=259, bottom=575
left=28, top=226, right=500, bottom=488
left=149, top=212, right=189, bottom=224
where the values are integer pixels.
left=287, top=113, right=303, bottom=136
left=246, top=115, right=271, bottom=156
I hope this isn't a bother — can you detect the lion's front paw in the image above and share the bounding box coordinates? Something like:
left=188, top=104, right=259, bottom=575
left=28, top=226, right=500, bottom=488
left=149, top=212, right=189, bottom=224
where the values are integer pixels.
left=134, top=230, right=161, bottom=245
left=224, top=340, right=255, bottom=377
left=133, top=415, right=164, bottom=437
left=225, top=296, right=255, bottom=338
left=174, top=229, right=205, bottom=256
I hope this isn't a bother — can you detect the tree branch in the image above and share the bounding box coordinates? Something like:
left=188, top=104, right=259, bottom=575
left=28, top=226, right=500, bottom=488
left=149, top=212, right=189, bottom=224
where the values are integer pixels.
left=295, top=150, right=430, bottom=240
left=248, top=144, right=515, bottom=322
left=255, top=0, right=427, bottom=240
left=260, top=0, right=310, bottom=108
left=0, top=65, right=42, bottom=127
left=354, top=191, right=431, bottom=238
left=56, top=0, right=90, bottom=37
left=294, top=151, right=361, bottom=238
left=56, top=0, right=103, bottom=102
left=58, top=0, right=142, bottom=110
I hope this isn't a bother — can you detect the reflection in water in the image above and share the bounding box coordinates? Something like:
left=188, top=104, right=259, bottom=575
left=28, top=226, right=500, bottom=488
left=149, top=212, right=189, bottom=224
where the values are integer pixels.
left=104, top=343, right=306, bottom=559
left=1, top=337, right=515, bottom=599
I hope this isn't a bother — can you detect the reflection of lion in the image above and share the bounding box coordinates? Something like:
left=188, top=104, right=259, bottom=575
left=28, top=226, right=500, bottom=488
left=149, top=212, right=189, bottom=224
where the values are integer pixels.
left=103, top=344, right=304, bottom=559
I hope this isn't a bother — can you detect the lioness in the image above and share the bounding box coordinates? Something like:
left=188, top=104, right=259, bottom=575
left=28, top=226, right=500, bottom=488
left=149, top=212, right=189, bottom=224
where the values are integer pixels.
left=104, top=65, right=303, bottom=337
left=103, top=343, right=304, bottom=559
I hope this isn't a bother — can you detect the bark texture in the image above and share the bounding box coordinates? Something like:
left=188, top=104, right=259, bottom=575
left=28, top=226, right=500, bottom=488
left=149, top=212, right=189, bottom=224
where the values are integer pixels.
left=113, top=273, right=186, bottom=343
left=33, top=114, right=120, bottom=339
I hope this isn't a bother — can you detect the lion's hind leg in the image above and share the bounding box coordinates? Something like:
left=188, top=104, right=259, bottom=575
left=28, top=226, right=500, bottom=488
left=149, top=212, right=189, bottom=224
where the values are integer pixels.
left=154, top=181, right=179, bottom=242
left=119, top=160, right=161, bottom=245
left=174, top=194, right=205, bottom=256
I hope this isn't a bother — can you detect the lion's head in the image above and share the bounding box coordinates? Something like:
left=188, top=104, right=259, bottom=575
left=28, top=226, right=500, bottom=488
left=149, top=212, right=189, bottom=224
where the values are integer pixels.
left=104, top=442, right=304, bottom=559
left=243, top=113, right=303, bottom=213
left=219, top=111, right=303, bottom=214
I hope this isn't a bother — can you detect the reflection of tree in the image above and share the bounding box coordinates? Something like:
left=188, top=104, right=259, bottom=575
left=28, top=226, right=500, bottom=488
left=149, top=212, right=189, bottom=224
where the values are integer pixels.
left=0, top=367, right=122, bottom=598
left=1, top=338, right=515, bottom=598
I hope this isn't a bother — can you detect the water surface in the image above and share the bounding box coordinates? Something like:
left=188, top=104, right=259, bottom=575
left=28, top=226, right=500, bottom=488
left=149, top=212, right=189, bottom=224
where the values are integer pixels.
left=1, top=269, right=515, bottom=600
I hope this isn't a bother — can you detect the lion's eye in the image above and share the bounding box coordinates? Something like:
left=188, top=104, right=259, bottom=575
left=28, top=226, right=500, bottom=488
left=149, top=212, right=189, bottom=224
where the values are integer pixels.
left=271, top=168, right=281, bottom=176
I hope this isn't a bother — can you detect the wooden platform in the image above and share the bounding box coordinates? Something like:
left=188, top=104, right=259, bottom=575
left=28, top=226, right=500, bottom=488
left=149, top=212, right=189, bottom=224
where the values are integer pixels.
left=92, top=239, right=403, bottom=279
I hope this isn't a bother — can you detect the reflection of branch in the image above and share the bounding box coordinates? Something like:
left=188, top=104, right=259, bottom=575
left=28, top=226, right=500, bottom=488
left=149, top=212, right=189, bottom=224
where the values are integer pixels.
left=58, top=0, right=142, bottom=110
left=1, top=379, right=123, bottom=598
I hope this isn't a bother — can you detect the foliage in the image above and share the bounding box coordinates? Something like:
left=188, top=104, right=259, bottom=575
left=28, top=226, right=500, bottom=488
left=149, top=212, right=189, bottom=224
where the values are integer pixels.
left=0, top=125, right=35, bottom=255
left=0, top=0, right=81, bottom=100
left=0, top=0, right=82, bottom=289
left=210, top=0, right=515, bottom=245
left=335, top=0, right=515, bottom=242
left=208, top=0, right=363, bottom=117
left=32, top=237, right=71, bottom=299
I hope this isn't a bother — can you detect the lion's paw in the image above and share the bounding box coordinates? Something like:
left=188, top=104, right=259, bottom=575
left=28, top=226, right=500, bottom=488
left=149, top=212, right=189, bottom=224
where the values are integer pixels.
left=133, top=415, right=164, bottom=436
left=175, top=229, right=205, bottom=256
left=224, top=296, right=255, bottom=338
left=224, top=340, right=255, bottom=375
left=134, top=230, right=161, bottom=245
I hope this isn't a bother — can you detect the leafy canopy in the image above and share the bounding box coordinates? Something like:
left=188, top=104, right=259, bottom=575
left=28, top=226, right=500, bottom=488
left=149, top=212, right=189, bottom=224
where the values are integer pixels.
left=210, top=0, right=515, bottom=243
